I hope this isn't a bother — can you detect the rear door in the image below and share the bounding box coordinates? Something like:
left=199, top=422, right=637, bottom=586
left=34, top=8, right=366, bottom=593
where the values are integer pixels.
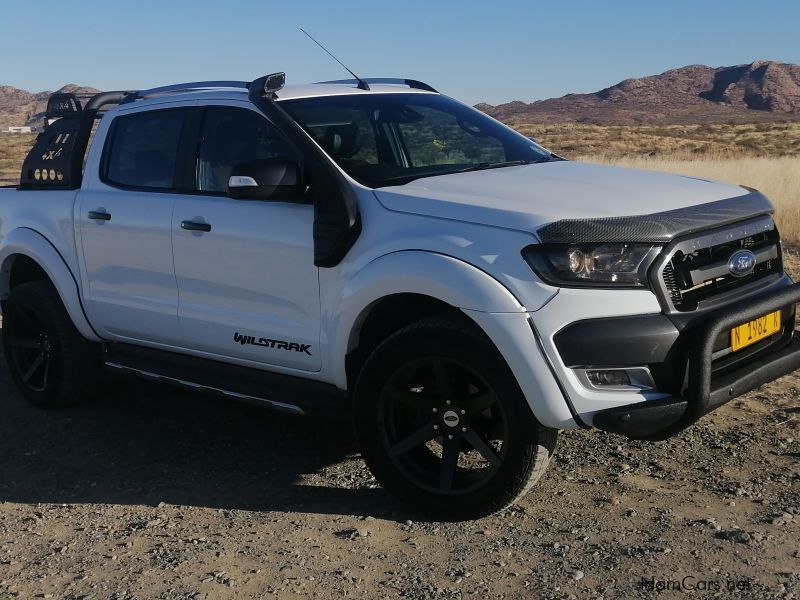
left=171, top=102, right=321, bottom=371
left=77, top=105, right=191, bottom=344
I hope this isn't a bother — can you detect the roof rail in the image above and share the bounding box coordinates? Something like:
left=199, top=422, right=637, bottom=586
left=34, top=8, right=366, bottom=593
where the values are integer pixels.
left=318, top=78, right=438, bottom=93
left=121, top=81, right=250, bottom=104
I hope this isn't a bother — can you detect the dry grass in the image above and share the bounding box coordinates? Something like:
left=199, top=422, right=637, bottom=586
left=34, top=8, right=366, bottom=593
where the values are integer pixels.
left=0, top=133, right=35, bottom=185
left=587, top=155, right=800, bottom=244
left=516, top=121, right=800, bottom=159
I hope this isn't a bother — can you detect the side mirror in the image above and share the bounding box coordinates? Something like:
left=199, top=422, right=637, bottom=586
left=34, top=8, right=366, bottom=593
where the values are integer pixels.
left=228, top=159, right=303, bottom=201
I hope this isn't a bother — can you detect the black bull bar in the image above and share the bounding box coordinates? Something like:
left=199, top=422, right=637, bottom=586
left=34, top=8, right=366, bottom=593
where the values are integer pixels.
left=593, top=283, right=800, bottom=440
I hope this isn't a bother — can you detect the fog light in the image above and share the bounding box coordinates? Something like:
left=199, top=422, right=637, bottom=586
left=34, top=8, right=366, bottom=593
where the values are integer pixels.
left=587, top=369, right=631, bottom=387
left=578, top=367, right=656, bottom=392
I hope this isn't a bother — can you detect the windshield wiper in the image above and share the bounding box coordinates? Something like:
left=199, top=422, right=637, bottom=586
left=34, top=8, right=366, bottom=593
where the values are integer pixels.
left=457, top=160, right=533, bottom=173
left=456, top=156, right=554, bottom=173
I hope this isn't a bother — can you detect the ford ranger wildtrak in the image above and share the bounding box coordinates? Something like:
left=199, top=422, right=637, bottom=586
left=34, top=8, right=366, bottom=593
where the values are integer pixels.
left=1, top=73, right=798, bottom=519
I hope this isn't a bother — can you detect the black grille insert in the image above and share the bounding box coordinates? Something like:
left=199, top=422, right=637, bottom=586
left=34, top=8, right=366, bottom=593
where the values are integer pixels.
left=660, top=228, right=782, bottom=312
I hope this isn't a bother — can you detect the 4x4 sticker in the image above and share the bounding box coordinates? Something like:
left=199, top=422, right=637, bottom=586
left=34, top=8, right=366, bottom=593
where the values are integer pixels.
left=234, top=332, right=313, bottom=356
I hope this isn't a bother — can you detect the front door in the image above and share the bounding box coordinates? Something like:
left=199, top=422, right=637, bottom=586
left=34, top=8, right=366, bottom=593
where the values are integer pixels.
left=171, top=103, right=321, bottom=371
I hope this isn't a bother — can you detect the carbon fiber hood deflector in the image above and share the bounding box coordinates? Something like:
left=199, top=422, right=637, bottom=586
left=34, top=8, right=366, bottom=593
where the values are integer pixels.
left=536, top=191, right=773, bottom=244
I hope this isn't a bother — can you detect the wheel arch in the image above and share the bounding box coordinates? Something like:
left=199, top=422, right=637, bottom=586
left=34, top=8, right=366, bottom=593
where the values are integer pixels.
left=0, top=228, right=101, bottom=342
left=329, top=251, right=525, bottom=389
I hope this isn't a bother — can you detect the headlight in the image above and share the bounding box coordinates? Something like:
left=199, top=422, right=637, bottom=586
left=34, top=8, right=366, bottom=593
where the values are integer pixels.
left=522, top=243, right=661, bottom=287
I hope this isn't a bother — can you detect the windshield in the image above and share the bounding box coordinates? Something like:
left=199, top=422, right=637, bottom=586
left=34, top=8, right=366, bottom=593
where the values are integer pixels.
left=280, top=93, right=552, bottom=187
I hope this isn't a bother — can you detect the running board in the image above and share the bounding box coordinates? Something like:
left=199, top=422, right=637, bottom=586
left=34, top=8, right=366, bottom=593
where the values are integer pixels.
left=103, top=343, right=349, bottom=417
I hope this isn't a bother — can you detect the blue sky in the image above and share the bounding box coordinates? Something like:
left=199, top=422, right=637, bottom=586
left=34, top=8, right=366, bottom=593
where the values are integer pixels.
left=1, top=0, right=798, bottom=105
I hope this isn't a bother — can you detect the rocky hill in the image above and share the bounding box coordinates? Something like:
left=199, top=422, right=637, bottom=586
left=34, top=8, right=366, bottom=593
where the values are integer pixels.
left=0, top=84, right=98, bottom=128
left=478, top=60, right=800, bottom=125
left=2, top=61, right=800, bottom=129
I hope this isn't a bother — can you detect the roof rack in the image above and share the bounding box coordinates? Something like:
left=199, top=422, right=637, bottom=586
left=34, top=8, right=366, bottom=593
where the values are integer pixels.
left=318, top=78, right=438, bottom=93
left=121, top=81, right=250, bottom=104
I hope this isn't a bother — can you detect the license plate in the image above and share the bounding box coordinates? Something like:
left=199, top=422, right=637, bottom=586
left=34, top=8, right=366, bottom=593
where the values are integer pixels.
left=730, top=310, right=781, bottom=352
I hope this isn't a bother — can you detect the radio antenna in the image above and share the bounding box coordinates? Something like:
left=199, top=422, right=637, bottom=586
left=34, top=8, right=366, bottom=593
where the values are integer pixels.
left=300, top=28, right=370, bottom=90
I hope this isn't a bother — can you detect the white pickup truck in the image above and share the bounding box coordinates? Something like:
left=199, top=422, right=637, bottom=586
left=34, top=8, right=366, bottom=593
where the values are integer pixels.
left=2, top=73, right=798, bottom=519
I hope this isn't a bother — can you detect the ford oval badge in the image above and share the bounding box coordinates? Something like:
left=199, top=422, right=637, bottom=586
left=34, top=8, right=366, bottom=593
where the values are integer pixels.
left=728, top=249, right=757, bottom=278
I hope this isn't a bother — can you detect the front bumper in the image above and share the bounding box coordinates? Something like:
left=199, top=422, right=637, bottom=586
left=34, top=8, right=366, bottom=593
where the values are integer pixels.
left=586, top=282, right=800, bottom=440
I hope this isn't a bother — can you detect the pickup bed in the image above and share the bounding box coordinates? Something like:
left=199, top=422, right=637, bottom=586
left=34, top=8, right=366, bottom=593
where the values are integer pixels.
left=2, top=73, right=799, bottom=519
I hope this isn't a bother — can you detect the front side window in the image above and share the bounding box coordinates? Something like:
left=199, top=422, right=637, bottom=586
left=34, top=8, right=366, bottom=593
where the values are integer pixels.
left=105, top=109, right=185, bottom=189
left=281, top=93, right=551, bottom=187
left=196, top=106, right=297, bottom=193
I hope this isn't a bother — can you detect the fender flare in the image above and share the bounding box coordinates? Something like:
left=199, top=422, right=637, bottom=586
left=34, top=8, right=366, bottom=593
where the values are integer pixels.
left=0, top=227, right=102, bottom=342
left=327, top=251, right=525, bottom=389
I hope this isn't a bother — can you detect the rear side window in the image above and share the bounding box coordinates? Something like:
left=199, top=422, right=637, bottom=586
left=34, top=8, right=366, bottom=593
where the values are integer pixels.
left=195, top=106, right=297, bottom=193
left=104, top=109, right=185, bottom=190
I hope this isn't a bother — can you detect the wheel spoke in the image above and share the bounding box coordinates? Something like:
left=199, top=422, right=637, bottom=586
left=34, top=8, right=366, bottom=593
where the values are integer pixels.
left=388, top=421, right=437, bottom=458
left=463, top=429, right=502, bottom=467
left=385, top=386, right=435, bottom=409
left=9, top=338, right=39, bottom=350
left=9, top=338, right=40, bottom=350
left=466, top=391, right=496, bottom=416
left=22, top=353, right=45, bottom=383
left=40, top=357, right=51, bottom=389
left=439, top=438, right=460, bottom=492
left=432, top=359, right=456, bottom=402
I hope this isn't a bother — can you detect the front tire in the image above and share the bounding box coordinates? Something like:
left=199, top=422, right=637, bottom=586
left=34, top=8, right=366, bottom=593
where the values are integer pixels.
left=354, top=316, right=558, bottom=520
left=2, top=281, right=101, bottom=408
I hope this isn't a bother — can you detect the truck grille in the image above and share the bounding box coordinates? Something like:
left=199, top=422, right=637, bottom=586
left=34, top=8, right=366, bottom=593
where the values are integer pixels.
left=654, top=217, right=782, bottom=312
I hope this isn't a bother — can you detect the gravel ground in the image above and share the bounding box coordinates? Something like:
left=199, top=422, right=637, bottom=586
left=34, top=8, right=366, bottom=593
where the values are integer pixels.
left=1, top=262, right=800, bottom=599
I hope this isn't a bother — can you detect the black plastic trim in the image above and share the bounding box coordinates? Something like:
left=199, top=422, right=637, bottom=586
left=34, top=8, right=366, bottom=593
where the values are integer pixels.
left=105, top=343, right=348, bottom=417
left=593, top=283, right=800, bottom=440
left=554, top=314, right=680, bottom=367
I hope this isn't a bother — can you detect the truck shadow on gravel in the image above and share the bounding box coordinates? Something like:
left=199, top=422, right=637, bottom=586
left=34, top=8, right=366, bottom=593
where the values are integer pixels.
left=0, top=337, right=405, bottom=519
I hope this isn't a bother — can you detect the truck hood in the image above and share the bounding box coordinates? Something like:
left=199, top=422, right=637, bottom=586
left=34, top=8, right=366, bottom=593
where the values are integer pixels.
left=373, top=161, right=750, bottom=234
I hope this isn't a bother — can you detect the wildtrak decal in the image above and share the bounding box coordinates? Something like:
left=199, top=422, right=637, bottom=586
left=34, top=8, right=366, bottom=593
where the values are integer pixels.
left=234, top=332, right=313, bottom=356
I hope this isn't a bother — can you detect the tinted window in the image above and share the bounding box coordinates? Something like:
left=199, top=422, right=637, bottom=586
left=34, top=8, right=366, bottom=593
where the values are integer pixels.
left=398, top=105, right=505, bottom=166
left=105, top=109, right=185, bottom=189
left=196, top=107, right=297, bottom=193
left=282, top=93, right=551, bottom=188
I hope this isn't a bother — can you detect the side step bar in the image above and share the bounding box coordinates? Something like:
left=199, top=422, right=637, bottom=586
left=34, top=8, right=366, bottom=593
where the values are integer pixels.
left=103, top=343, right=349, bottom=417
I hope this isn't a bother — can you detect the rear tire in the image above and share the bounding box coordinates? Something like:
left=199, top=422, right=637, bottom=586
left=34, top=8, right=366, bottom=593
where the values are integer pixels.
left=354, top=316, right=558, bottom=520
left=2, top=281, right=101, bottom=408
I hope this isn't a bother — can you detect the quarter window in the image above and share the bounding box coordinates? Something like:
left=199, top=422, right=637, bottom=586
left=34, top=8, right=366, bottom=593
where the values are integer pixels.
left=105, top=109, right=185, bottom=190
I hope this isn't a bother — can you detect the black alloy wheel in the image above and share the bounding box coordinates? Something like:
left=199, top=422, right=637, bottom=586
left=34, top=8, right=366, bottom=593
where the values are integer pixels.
left=379, top=356, right=508, bottom=495
left=354, top=316, right=558, bottom=520
left=6, top=305, right=55, bottom=394
left=2, top=281, right=101, bottom=407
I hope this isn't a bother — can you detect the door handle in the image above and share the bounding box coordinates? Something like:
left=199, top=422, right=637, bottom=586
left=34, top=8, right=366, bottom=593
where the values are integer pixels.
left=181, top=220, right=212, bottom=233
left=87, top=211, right=111, bottom=221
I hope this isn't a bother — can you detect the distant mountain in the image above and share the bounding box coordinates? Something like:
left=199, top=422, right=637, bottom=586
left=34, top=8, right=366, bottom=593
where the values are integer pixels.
left=477, top=60, right=800, bottom=125
left=3, top=62, right=800, bottom=129
left=0, top=84, right=99, bottom=128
